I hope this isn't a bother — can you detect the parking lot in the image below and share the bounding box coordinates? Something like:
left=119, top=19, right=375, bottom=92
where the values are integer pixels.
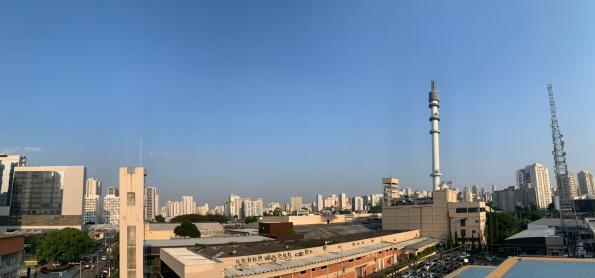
left=397, top=251, right=505, bottom=278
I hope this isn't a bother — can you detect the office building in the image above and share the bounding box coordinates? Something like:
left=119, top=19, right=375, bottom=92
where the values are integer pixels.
left=0, top=155, right=26, bottom=216
left=0, top=165, right=86, bottom=231
left=144, top=187, right=158, bottom=222
left=196, top=203, right=209, bottom=215
left=181, top=196, right=195, bottom=216
left=83, top=178, right=102, bottom=224
left=103, top=187, right=120, bottom=225
left=289, top=196, right=302, bottom=212
left=516, top=163, right=553, bottom=209
left=492, top=186, right=537, bottom=212
left=119, top=167, right=145, bottom=278
left=577, top=170, right=595, bottom=198
left=383, top=177, right=399, bottom=205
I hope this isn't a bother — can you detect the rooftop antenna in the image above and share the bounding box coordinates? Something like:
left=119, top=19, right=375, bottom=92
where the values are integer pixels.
left=139, top=140, right=143, bottom=167
left=125, top=140, right=128, bottom=167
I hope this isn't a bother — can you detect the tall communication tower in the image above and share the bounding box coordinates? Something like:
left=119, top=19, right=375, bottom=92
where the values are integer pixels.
left=547, top=82, right=578, bottom=243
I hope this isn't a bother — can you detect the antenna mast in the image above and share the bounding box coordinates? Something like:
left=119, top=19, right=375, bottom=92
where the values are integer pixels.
left=547, top=82, right=579, bottom=250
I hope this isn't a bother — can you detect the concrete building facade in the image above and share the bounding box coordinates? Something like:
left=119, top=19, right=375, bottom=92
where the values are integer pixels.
left=0, top=155, right=26, bottom=216
left=0, top=165, right=86, bottom=231
left=84, top=178, right=102, bottom=224
left=103, top=186, right=119, bottom=225
left=144, top=186, right=158, bottom=222
left=577, top=170, right=595, bottom=198
left=516, top=163, right=553, bottom=209
left=383, top=177, right=399, bottom=206
left=119, top=167, right=145, bottom=278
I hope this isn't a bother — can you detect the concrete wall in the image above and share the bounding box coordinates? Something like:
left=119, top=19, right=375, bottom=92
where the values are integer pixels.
left=119, top=167, right=145, bottom=278
left=261, top=213, right=377, bottom=226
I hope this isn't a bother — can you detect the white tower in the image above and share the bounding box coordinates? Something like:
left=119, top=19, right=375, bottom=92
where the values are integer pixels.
left=429, top=80, right=442, bottom=190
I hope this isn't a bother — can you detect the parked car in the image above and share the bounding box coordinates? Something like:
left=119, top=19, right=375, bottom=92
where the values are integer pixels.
left=101, top=255, right=107, bottom=261
left=40, top=267, right=49, bottom=274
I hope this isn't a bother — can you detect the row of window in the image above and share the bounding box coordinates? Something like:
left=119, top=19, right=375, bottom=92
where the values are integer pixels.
left=455, top=207, right=486, bottom=213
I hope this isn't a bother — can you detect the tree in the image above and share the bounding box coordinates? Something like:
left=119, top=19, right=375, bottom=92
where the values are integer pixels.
left=174, top=221, right=201, bottom=238
left=170, top=214, right=228, bottom=223
left=273, top=207, right=283, bottom=216
left=35, top=228, right=95, bottom=265
left=155, top=215, right=165, bottom=223
left=368, top=205, right=382, bottom=213
left=486, top=211, right=519, bottom=244
left=244, top=216, right=259, bottom=224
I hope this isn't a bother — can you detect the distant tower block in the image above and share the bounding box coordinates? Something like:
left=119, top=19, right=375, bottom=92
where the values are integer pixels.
left=428, top=80, right=442, bottom=190
left=383, top=177, right=399, bottom=206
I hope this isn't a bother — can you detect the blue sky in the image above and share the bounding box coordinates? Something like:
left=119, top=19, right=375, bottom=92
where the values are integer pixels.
left=2, top=0, right=595, bottom=206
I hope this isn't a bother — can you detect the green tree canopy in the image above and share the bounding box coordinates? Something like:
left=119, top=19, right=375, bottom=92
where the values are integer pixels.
left=35, top=228, right=95, bottom=265
left=272, top=207, right=283, bottom=216
left=170, top=214, right=228, bottom=223
left=244, top=216, right=259, bottom=224
left=155, top=215, right=165, bottom=223
left=174, top=221, right=201, bottom=238
left=486, top=211, right=519, bottom=244
left=368, top=205, right=382, bottom=213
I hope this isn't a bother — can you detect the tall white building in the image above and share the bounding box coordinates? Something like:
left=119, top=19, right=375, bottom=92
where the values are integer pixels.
left=181, top=196, right=196, bottom=216
left=577, top=170, right=595, bottom=198
left=226, top=194, right=242, bottom=218
left=516, top=163, right=553, bottom=209
left=103, top=186, right=119, bottom=225
left=290, top=196, right=303, bottom=212
left=119, top=167, right=145, bottom=278
left=0, top=155, right=26, bottom=216
left=144, top=187, right=158, bottom=221
left=352, top=196, right=364, bottom=212
left=383, top=177, right=399, bottom=205
left=84, top=178, right=102, bottom=224
left=197, top=203, right=209, bottom=215
left=567, top=171, right=579, bottom=200
left=339, top=193, right=350, bottom=210
left=316, top=194, right=324, bottom=212
left=242, top=198, right=263, bottom=217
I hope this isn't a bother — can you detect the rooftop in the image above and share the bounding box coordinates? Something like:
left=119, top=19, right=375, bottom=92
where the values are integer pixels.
left=197, top=230, right=407, bottom=258
left=529, top=218, right=584, bottom=228
left=145, top=235, right=272, bottom=247
left=223, top=237, right=434, bottom=278
left=162, top=248, right=217, bottom=266
left=446, top=257, right=595, bottom=278
left=504, top=228, right=560, bottom=241
left=148, top=222, right=224, bottom=231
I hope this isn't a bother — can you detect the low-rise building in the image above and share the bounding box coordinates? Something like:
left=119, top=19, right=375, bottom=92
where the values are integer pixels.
left=383, top=189, right=487, bottom=247
left=160, top=229, right=438, bottom=278
left=0, top=234, right=24, bottom=278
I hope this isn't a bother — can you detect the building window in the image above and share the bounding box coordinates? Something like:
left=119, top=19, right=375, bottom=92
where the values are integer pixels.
left=468, top=207, right=479, bottom=213
left=461, top=229, right=466, bottom=238
left=127, top=192, right=135, bottom=206
left=456, top=208, right=467, bottom=213
left=127, top=226, right=136, bottom=270
left=300, top=270, right=306, bottom=274
left=460, top=219, right=466, bottom=227
left=321, top=266, right=327, bottom=270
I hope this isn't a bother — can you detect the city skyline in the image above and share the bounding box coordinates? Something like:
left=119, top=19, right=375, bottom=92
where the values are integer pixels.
left=2, top=1, right=595, bottom=204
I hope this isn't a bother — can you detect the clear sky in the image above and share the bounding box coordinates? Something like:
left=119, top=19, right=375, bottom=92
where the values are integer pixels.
left=2, top=0, right=595, bottom=206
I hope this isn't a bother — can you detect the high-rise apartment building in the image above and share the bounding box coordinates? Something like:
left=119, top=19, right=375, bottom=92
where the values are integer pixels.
left=0, top=155, right=26, bottom=216
left=197, top=203, right=209, bottom=215
left=0, top=165, right=86, bottom=230
left=226, top=194, right=242, bottom=218
left=103, top=187, right=119, bottom=225
left=339, top=193, right=350, bottom=210
left=289, top=196, right=303, bottom=212
left=144, top=187, right=158, bottom=221
left=181, top=196, right=195, bottom=216
left=516, top=163, right=553, bottom=209
left=577, top=170, right=595, bottom=198
left=352, top=196, right=364, bottom=212
left=119, top=167, right=145, bottom=278
left=567, top=171, right=579, bottom=199
left=84, top=178, right=102, bottom=224
left=316, top=194, right=323, bottom=212
left=383, top=177, right=399, bottom=205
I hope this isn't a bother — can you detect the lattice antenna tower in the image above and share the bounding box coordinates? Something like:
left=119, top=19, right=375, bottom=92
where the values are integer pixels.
left=547, top=82, right=578, bottom=245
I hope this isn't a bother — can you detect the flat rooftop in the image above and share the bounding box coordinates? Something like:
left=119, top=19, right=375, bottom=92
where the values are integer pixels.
left=145, top=235, right=272, bottom=247
left=197, top=230, right=408, bottom=258
left=448, top=256, right=595, bottom=277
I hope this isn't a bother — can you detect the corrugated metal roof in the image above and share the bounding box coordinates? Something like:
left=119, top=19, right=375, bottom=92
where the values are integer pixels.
left=505, top=228, right=559, bottom=240
left=149, top=222, right=224, bottom=232
left=162, top=248, right=217, bottom=266
left=145, top=235, right=272, bottom=247
left=223, top=237, right=435, bottom=277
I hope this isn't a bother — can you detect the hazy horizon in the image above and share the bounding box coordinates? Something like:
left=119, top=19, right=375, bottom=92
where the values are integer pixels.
left=2, top=0, right=595, bottom=205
